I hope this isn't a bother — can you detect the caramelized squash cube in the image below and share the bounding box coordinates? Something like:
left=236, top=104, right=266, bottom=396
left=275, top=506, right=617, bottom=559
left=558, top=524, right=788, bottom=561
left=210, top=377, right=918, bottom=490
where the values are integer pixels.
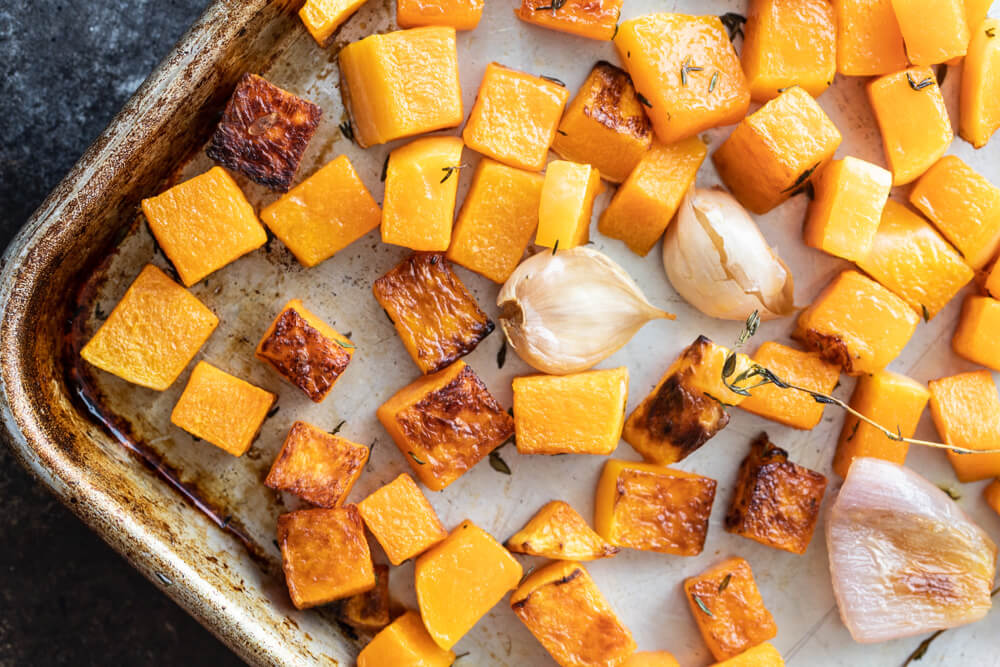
left=511, top=561, right=636, bottom=667
left=929, top=370, right=1000, bottom=482
left=599, top=137, right=707, bottom=256
left=260, top=155, right=381, bottom=268
left=255, top=299, right=354, bottom=402
left=725, top=434, right=828, bottom=554
left=463, top=63, right=570, bottom=172
left=397, top=0, right=483, bottom=30
left=300, top=0, right=372, bottom=46
left=357, top=473, right=447, bottom=565
left=415, top=520, right=522, bottom=649
left=890, top=0, right=970, bottom=65
left=833, top=0, right=909, bottom=76
left=373, top=253, right=494, bottom=374
left=794, top=270, right=919, bottom=376
left=953, top=295, right=1000, bottom=371
left=170, top=361, right=275, bottom=457
left=960, top=18, right=1000, bottom=148
left=714, top=86, right=841, bottom=214
left=551, top=62, right=652, bottom=183
left=265, top=421, right=368, bottom=508
left=684, top=557, right=777, bottom=661
left=339, top=27, right=463, bottom=147
left=506, top=500, right=620, bottom=560
left=614, top=14, right=750, bottom=143
left=739, top=342, right=840, bottom=430
left=535, top=161, right=603, bottom=249
left=339, top=563, right=391, bottom=633
left=278, top=506, right=375, bottom=610
left=594, top=459, right=717, bottom=556
left=80, top=265, right=218, bottom=390
left=357, top=610, right=455, bottom=667
left=984, top=479, right=1000, bottom=518
left=377, top=361, right=514, bottom=491
left=625, top=652, right=681, bottom=667
left=446, top=159, right=543, bottom=283
left=141, top=167, right=267, bottom=287
left=516, top=0, right=622, bottom=41
left=513, top=367, right=628, bottom=455
left=711, top=643, right=784, bottom=667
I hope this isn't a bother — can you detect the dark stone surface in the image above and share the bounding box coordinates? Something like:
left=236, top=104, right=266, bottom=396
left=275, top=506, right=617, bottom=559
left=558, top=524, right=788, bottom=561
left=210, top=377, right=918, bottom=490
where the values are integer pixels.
left=0, top=2, right=244, bottom=665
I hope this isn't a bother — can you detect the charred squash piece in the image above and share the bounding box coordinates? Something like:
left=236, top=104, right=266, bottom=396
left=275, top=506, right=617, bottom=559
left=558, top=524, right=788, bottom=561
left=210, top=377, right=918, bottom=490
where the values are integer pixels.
left=339, top=563, right=391, bottom=633
left=516, top=0, right=622, bottom=41
left=358, top=473, right=448, bottom=565
left=357, top=610, right=455, bottom=667
left=265, top=421, right=368, bottom=508
left=506, top=500, right=620, bottom=560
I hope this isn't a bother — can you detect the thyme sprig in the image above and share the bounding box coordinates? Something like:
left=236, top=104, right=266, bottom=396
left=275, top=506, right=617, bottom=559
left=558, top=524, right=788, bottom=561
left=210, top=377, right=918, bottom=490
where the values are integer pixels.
left=719, top=12, right=747, bottom=41
left=902, top=587, right=1000, bottom=665
left=906, top=71, right=935, bottom=91
left=440, top=163, right=468, bottom=183
left=680, top=56, right=704, bottom=86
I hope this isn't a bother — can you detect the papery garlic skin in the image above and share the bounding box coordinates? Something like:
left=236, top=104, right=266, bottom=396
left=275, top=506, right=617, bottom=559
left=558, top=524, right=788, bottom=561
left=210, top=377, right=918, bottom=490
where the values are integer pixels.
left=498, top=247, right=674, bottom=375
left=663, top=188, right=795, bottom=321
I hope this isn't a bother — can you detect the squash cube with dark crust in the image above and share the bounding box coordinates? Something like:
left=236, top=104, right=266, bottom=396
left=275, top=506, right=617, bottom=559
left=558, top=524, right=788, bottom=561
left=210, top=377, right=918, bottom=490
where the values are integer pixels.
left=339, top=563, right=391, bottom=633
left=725, top=434, right=828, bottom=555
left=256, top=299, right=354, bottom=403
left=206, top=73, right=322, bottom=191
left=377, top=360, right=514, bottom=491
left=373, top=253, right=494, bottom=374
left=264, top=421, right=368, bottom=508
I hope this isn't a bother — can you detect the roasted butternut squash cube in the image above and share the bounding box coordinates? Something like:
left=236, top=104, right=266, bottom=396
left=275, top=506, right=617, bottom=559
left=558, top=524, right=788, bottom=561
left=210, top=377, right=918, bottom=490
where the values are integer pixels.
left=960, top=19, right=1000, bottom=149
left=446, top=159, right=543, bottom=283
left=684, top=557, right=777, bottom=661
left=357, top=473, right=447, bottom=565
left=260, top=155, right=381, bottom=268
left=397, top=0, right=483, bottom=30
left=277, top=505, right=375, bottom=610
left=415, top=520, right=522, bottom=649
left=954, top=296, right=1000, bottom=371
left=964, top=0, right=995, bottom=33
left=803, top=157, right=892, bottom=262
left=339, top=563, right=391, bottom=633
left=714, top=86, right=841, bottom=214
left=339, top=27, right=463, bottom=147
left=741, top=0, right=836, bottom=101
left=265, top=421, right=368, bottom=508
left=551, top=62, right=652, bottom=183
left=511, top=561, right=636, bottom=667
left=206, top=74, right=321, bottom=191
left=984, top=479, right=1000, bottom=518
left=463, top=63, right=570, bottom=172
left=867, top=67, right=953, bottom=186
left=614, top=14, right=750, bottom=143
left=832, top=371, right=930, bottom=478
left=599, top=137, right=707, bottom=256
left=725, top=434, right=828, bottom=554
left=623, top=336, right=753, bottom=465
left=711, top=643, right=784, bottom=667
left=910, top=155, right=1000, bottom=269
left=513, top=367, right=628, bottom=455
left=80, top=265, right=218, bottom=390
left=382, top=137, right=464, bottom=252
left=794, top=270, right=919, bottom=376
left=890, top=0, right=970, bottom=65
left=833, top=0, right=909, bottom=76
left=357, top=610, right=455, bottom=667
left=857, top=200, right=974, bottom=320
left=300, top=0, right=371, bottom=46
left=625, top=652, right=681, bottom=667
left=506, top=500, right=620, bottom=560
left=373, top=253, right=494, bottom=374
left=929, top=370, right=1000, bottom=482
left=377, top=361, right=514, bottom=491
left=535, top=161, right=603, bottom=250
left=516, top=0, right=621, bottom=40
left=255, top=299, right=354, bottom=402
left=738, top=342, right=840, bottom=430
left=141, top=167, right=267, bottom=287
left=170, top=361, right=275, bottom=457
left=594, top=459, right=717, bottom=556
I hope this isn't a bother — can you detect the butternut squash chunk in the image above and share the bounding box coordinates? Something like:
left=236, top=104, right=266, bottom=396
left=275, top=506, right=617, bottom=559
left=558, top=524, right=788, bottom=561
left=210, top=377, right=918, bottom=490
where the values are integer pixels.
left=516, top=0, right=622, bottom=41
left=953, top=296, right=1000, bottom=371
left=265, top=421, right=368, bottom=508
left=961, top=18, right=1000, bottom=148
left=738, top=342, right=840, bottom=430
left=890, top=0, right=970, bottom=65
left=300, top=0, right=372, bottom=46
left=929, top=370, right=1000, bottom=482
left=832, top=0, right=909, bottom=76
left=964, top=0, right=995, bottom=33
left=339, top=563, right=391, bottom=633
left=506, top=500, right=620, bottom=560
left=625, top=653, right=681, bottom=667
left=397, top=0, right=483, bottom=30
left=535, top=161, right=603, bottom=250
left=984, top=479, right=1000, bottom=518
left=357, top=610, right=455, bottom=667
left=357, top=473, right=447, bottom=565
left=711, top=643, right=784, bottom=667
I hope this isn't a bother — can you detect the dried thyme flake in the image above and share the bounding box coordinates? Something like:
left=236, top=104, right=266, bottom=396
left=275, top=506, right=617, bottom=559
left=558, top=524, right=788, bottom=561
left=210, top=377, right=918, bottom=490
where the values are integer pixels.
left=781, top=163, right=820, bottom=193
left=718, top=573, right=732, bottom=592
left=680, top=55, right=704, bottom=86
left=330, top=420, right=346, bottom=436
left=636, top=91, right=653, bottom=108
left=719, top=12, right=747, bottom=41
left=440, top=163, right=467, bottom=183
left=497, top=337, right=508, bottom=369
left=708, top=70, right=720, bottom=94
left=489, top=450, right=512, bottom=475
left=338, top=120, right=355, bottom=143
left=692, top=594, right=714, bottom=617
left=552, top=239, right=560, bottom=255
left=921, top=304, right=930, bottom=322
left=408, top=450, right=426, bottom=465
left=906, top=71, right=934, bottom=91
left=540, top=74, right=566, bottom=87
left=380, top=153, right=390, bottom=182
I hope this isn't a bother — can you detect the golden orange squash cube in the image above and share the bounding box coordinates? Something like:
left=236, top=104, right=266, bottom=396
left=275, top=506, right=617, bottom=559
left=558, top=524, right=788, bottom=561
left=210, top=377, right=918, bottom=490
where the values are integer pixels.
left=738, top=342, right=840, bottom=430
left=984, top=479, right=1000, bottom=518
left=260, top=155, right=381, bottom=268
left=357, top=610, right=455, bottom=667
left=506, top=500, right=620, bottom=561
left=415, top=520, right=522, bottom=649
left=599, top=136, right=707, bottom=256
left=953, top=296, right=1000, bottom=371
left=511, top=561, right=637, bottom=667
left=711, top=643, right=784, bottom=667
left=80, top=265, right=218, bottom=391
left=340, top=563, right=391, bottom=633
left=377, top=361, right=514, bottom=491
left=551, top=62, right=653, bottom=183
left=803, top=157, right=892, bottom=262
left=867, top=67, right=953, bottom=186
left=930, top=371, right=1000, bottom=482
left=141, top=167, right=267, bottom=286
left=614, top=13, right=750, bottom=143
left=964, top=0, right=995, bottom=33
left=446, top=159, right=543, bottom=283
left=462, top=63, right=570, bottom=172
left=832, top=0, right=909, bottom=76
left=299, top=0, right=372, bottom=46
left=594, top=459, right=717, bottom=556
left=170, top=361, right=275, bottom=457
left=277, top=505, right=375, bottom=610
left=890, top=0, right=970, bottom=65
left=339, top=27, right=463, bottom=147
left=265, top=421, right=368, bottom=508
left=794, top=270, right=919, bottom=376
left=397, top=0, right=483, bottom=30
left=684, top=557, right=777, bottom=661
left=535, top=161, right=603, bottom=250
left=357, top=473, right=447, bottom=565
left=910, top=155, right=1000, bottom=269
left=625, top=652, right=681, bottom=667
left=516, top=0, right=621, bottom=40
left=713, top=86, right=841, bottom=214
left=961, top=18, right=1000, bottom=149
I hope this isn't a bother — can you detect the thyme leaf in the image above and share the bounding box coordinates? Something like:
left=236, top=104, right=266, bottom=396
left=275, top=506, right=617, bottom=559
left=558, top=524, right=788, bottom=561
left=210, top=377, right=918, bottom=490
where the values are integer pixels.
left=781, top=163, right=820, bottom=193
left=440, top=163, right=468, bottom=183
left=540, top=74, right=566, bottom=86
left=380, top=153, right=390, bottom=182
left=718, top=573, right=732, bottom=592
left=335, top=338, right=355, bottom=349
left=692, top=594, right=714, bottom=617
left=497, top=337, right=508, bottom=369
left=709, top=70, right=720, bottom=94
left=736, top=309, right=761, bottom=346
left=722, top=352, right=738, bottom=379
left=330, top=420, right=345, bottom=436
left=845, top=420, right=860, bottom=442
left=921, top=304, right=930, bottom=322
left=719, top=12, right=747, bottom=41
left=556, top=129, right=568, bottom=136
left=408, top=451, right=426, bottom=465
left=552, top=239, right=560, bottom=255
left=338, top=120, right=355, bottom=143
left=489, top=450, right=512, bottom=475
left=906, top=71, right=934, bottom=91
left=680, top=55, right=704, bottom=86
left=636, top=91, right=653, bottom=108
left=937, top=484, right=961, bottom=501
left=533, top=0, right=566, bottom=11
left=987, top=26, right=996, bottom=37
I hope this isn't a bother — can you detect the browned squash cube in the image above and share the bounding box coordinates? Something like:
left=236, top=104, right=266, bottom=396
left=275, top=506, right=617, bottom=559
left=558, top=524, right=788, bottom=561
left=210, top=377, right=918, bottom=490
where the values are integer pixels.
left=374, top=253, right=494, bottom=374
left=725, top=434, right=828, bottom=555
left=206, top=73, right=321, bottom=191
left=339, top=563, right=391, bottom=633
left=265, top=421, right=369, bottom=508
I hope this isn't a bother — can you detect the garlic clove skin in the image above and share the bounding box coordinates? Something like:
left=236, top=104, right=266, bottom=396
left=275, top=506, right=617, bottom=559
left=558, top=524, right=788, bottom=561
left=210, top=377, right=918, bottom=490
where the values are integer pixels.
left=498, top=247, right=674, bottom=375
left=663, top=187, right=796, bottom=321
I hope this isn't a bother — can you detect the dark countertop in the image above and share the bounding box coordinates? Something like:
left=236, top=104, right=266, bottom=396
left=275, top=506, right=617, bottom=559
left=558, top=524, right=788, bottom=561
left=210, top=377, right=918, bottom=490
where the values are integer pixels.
left=1, top=3, right=243, bottom=665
